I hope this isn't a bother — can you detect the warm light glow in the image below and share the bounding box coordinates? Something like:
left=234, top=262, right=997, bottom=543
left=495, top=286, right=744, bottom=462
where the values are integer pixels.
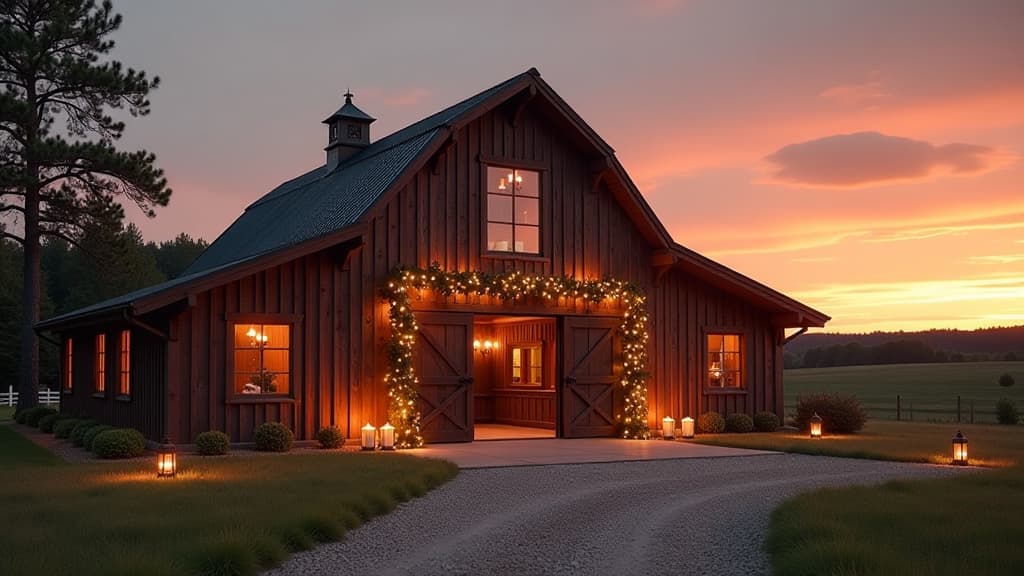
left=474, top=338, right=496, bottom=355
left=380, top=422, right=396, bottom=450
left=810, top=412, right=823, bottom=439
left=680, top=416, right=695, bottom=439
left=157, top=437, right=177, bottom=479
left=361, top=422, right=377, bottom=451
left=662, top=416, right=676, bottom=440
left=246, top=327, right=257, bottom=339
left=952, top=431, right=968, bottom=465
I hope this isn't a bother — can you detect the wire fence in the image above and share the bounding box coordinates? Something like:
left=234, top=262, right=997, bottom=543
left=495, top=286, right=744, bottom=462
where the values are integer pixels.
left=786, top=395, right=998, bottom=424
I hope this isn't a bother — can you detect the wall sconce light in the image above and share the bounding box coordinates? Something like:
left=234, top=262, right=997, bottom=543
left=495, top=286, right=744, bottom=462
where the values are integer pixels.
left=361, top=423, right=377, bottom=451
left=157, top=435, right=177, bottom=478
left=680, top=416, right=695, bottom=439
left=380, top=422, right=395, bottom=451
left=809, top=412, right=823, bottom=439
left=662, top=416, right=675, bottom=440
left=951, top=430, right=968, bottom=466
left=473, top=339, right=496, bottom=355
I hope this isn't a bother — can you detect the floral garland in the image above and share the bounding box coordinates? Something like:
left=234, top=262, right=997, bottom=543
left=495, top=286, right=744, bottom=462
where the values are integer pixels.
left=382, top=263, right=651, bottom=448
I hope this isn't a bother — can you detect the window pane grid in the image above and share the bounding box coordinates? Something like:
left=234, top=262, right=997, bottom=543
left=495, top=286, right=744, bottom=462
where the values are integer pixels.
left=707, top=334, right=743, bottom=388
left=233, top=323, right=291, bottom=395
left=486, top=166, right=540, bottom=254
left=94, top=334, right=105, bottom=392
left=119, top=330, right=130, bottom=396
left=65, top=339, right=73, bottom=391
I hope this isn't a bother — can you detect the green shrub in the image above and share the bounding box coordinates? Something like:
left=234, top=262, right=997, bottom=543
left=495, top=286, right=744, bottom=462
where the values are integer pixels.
left=53, top=418, right=82, bottom=439
left=253, top=422, right=293, bottom=452
left=316, top=426, right=344, bottom=449
left=37, top=413, right=61, bottom=433
left=793, top=393, right=867, bottom=433
left=697, top=411, right=725, bottom=434
left=996, top=398, right=1019, bottom=425
left=999, top=372, right=1015, bottom=388
left=70, top=420, right=99, bottom=447
left=14, top=407, right=29, bottom=424
left=725, top=413, right=755, bottom=433
left=24, top=406, right=57, bottom=427
left=753, top=411, right=780, bottom=432
left=92, top=428, right=146, bottom=459
left=84, top=425, right=114, bottom=452
left=195, top=430, right=231, bottom=456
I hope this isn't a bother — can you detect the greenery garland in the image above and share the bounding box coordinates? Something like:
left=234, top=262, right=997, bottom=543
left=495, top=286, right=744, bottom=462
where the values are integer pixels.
left=382, top=263, right=651, bottom=448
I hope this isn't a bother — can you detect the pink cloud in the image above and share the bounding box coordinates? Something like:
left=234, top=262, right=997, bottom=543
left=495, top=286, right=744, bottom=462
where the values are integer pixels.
left=819, top=80, right=888, bottom=107
left=764, top=131, right=1003, bottom=187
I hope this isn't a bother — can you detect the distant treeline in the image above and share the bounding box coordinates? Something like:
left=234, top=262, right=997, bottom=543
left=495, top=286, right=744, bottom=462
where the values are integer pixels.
left=785, top=328, right=1024, bottom=369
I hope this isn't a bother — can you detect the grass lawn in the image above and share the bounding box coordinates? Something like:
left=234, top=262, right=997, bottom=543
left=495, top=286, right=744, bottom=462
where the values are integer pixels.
left=0, top=405, right=14, bottom=423
left=785, top=362, right=1024, bottom=423
left=696, top=420, right=1024, bottom=575
left=0, top=425, right=457, bottom=576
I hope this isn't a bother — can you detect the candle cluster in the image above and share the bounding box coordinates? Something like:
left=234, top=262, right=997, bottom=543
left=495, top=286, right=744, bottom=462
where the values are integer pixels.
left=382, top=263, right=651, bottom=448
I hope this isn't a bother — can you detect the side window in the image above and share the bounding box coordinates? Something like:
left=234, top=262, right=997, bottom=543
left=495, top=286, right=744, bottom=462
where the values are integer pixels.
left=486, top=166, right=540, bottom=254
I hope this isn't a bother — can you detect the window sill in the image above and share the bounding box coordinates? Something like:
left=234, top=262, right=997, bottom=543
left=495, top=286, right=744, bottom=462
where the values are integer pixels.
left=227, top=396, right=296, bottom=405
left=703, top=388, right=748, bottom=395
left=115, top=394, right=131, bottom=403
left=91, top=392, right=106, bottom=399
left=480, top=252, right=550, bottom=264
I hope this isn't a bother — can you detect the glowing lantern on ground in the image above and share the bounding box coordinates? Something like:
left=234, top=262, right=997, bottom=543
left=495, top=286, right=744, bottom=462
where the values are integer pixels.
left=952, top=431, right=968, bottom=466
left=380, top=422, right=396, bottom=450
left=361, top=423, right=377, bottom=451
left=809, top=412, right=823, bottom=439
left=662, top=416, right=676, bottom=440
left=157, top=436, right=177, bottom=478
left=680, top=417, right=695, bottom=439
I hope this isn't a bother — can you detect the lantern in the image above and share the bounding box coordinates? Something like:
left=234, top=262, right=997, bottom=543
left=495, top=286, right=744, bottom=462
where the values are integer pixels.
left=157, top=435, right=177, bottom=478
left=809, top=412, right=823, bottom=439
left=361, top=423, right=377, bottom=451
left=951, top=431, right=968, bottom=466
left=662, top=416, right=676, bottom=440
left=380, top=422, right=396, bottom=450
left=680, top=416, right=695, bottom=439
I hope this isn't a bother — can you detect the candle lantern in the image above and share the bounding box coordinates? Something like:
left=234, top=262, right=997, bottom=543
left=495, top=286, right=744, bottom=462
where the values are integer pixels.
left=379, top=422, right=396, bottom=450
left=809, top=412, right=823, bottom=439
left=951, top=431, right=968, bottom=466
left=157, top=435, right=177, bottom=478
left=680, top=416, right=695, bottom=439
left=662, top=416, right=676, bottom=440
left=361, top=423, right=377, bottom=451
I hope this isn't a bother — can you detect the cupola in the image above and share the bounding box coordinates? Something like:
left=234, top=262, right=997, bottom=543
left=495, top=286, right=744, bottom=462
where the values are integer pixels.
left=323, top=90, right=375, bottom=172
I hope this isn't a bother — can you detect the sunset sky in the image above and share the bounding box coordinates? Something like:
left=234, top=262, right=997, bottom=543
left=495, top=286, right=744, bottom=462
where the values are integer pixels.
left=108, top=0, right=1023, bottom=334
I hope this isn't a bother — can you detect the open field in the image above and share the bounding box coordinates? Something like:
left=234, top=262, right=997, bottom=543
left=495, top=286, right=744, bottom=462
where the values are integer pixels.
left=785, top=362, right=1024, bottom=423
left=0, top=425, right=457, bottom=576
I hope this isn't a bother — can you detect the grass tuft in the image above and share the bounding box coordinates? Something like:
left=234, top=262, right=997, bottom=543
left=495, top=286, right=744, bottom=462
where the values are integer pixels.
left=189, top=538, right=258, bottom=576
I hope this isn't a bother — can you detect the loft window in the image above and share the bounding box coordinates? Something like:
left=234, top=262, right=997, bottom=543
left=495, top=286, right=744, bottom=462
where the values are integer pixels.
left=707, top=334, right=743, bottom=388
left=486, top=166, right=540, bottom=254
left=347, top=123, right=362, bottom=139
left=232, top=323, right=291, bottom=396
left=118, top=330, right=131, bottom=396
left=94, top=334, right=106, bottom=393
left=329, top=122, right=338, bottom=141
left=511, top=343, right=543, bottom=388
left=64, top=338, right=73, bottom=391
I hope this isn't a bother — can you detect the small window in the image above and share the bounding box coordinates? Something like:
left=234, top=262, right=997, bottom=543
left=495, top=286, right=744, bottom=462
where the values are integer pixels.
left=118, top=330, right=131, bottom=396
left=94, top=334, right=106, bottom=393
left=707, top=334, right=743, bottom=388
left=64, top=338, right=73, bottom=391
left=233, top=323, right=291, bottom=395
left=510, top=343, right=543, bottom=387
left=329, top=122, right=339, bottom=141
left=486, top=166, right=540, bottom=254
left=346, top=123, right=362, bottom=139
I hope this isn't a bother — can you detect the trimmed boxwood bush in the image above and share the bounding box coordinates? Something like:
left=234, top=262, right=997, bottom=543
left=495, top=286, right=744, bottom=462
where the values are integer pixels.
left=996, top=398, right=1019, bottom=425
left=14, top=407, right=29, bottom=424
left=70, top=420, right=99, bottom=447
left=92, top=428, right=146, bottom=459
left=24, top=406, right=57, bottom=427
left=83, top=425, right=114, bottom=452
left=725, top=413, right=755, bottom=433
left=254, top=422, right=293, bottom=452
left=196, top=430, right=231, bottom=455
left=753, top=411, right=780, bottom=432
left=794, top=393, right=868, bottom=433
left=53, top=418, right=82, bottom=439
left=697, top=411, right=725, bottom=434
left=37, top=413, right=62, bottom=433
left=317, top=426, right=345, bottom=449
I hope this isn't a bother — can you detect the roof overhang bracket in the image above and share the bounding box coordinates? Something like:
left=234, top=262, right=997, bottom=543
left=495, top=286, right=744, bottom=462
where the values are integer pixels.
left=589, top=156, right=613, bottom=195
left=122, top=308, right=170, bottom=341
left=651, top=249, right=678, bottom=284
left=782, top=326, right=809, bottom=345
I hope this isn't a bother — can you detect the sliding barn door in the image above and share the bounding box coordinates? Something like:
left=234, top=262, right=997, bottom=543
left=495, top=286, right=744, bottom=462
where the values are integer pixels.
left=562, top=317, right=620, bottom=438
left=414, top=312, right=474, bottom=443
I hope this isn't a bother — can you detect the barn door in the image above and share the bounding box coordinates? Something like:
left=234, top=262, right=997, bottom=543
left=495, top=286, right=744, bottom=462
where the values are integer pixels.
left=561, top=316, right=620, bottom=438
left=414, top=312, right=474, bottom=443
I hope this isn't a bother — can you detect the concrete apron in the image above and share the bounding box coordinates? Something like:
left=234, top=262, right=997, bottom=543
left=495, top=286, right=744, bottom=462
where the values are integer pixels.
left=412, top=437, right=777, bottom=468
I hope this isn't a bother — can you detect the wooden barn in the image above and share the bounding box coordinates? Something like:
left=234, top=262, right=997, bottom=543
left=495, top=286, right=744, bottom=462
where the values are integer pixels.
left=37, top=68, right=828, bottom=446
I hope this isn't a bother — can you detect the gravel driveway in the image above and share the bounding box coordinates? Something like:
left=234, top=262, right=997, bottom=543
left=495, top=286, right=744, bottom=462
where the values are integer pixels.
left=266, top=454, right=972, bottom=576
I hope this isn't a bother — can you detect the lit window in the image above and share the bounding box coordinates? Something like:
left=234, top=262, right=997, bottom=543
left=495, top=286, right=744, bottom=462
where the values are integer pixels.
left=64, top=338, right=73, bottom=391
left=486, top=166, right=540, bottom=254
left=118, top=330, right=131, bottom=396
left=233, top=324, right=291, bottom=395
left=511, top=343, right=543, bottom=387
left=94, top=334, right=106, bottom=393
left=707, top=334, right=743, bottom=388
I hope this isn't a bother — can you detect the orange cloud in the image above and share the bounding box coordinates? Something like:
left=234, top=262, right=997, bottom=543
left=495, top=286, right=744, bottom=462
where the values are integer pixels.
left=764, top=132, right=1004, bottom=187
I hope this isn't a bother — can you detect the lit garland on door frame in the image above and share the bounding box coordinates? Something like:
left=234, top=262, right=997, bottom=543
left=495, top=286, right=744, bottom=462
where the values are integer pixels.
left=382, top=262, right=651, bottom=449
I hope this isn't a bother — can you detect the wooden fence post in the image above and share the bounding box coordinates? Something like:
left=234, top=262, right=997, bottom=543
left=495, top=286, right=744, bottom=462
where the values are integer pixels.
left=6, top=385, right=12, bottom=407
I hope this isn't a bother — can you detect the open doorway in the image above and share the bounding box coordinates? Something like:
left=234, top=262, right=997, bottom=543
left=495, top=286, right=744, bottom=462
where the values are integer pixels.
left=471, top=315, right=557, bottom=440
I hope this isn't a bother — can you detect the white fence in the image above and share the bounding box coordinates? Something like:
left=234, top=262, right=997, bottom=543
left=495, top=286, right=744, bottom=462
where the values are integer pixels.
left=1, top=386, right=61, bottom=407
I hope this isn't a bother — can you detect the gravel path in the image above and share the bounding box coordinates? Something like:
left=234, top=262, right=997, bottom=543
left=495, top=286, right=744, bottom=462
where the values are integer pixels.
left=266, top=454, right=974, bottom=576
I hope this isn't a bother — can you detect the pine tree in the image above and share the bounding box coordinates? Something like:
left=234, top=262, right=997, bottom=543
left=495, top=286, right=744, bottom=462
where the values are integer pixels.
left=0, top=0, right=170, bottom=410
